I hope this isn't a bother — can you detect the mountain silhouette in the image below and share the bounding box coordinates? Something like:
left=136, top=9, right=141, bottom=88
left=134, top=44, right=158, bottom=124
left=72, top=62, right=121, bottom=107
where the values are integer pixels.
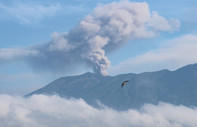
left=27, top=63, right=197, bottom=110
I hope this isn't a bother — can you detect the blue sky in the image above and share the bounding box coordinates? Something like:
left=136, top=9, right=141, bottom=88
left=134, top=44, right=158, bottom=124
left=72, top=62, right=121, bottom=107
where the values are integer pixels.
left=0, top=0, right=197, bottom=95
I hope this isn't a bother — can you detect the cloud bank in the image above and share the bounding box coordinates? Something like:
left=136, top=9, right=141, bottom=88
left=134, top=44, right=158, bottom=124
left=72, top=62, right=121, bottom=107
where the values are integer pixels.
left=0, top=1, right=180, bottom=75
left=0, top=94, right=197, bottom=127
left=109, top=34, right=197, bottom=74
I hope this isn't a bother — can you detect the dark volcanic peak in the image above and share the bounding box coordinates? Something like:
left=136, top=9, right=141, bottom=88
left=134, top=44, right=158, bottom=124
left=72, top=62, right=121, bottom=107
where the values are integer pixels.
left=80, top=72, right=110, bottom=78
left=27, top=63, right=197, bottom=110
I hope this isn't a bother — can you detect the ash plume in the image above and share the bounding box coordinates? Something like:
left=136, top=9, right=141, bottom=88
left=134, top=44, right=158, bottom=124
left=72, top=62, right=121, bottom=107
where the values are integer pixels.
left=0, top=1, right=180, bottom=75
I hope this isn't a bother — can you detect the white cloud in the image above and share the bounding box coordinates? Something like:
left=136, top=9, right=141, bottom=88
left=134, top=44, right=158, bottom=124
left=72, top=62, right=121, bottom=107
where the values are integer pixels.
left=0, top=48, right=39, bottom=64
left=0, top=94, right=197, bottom=127
left=0, top=2, right=61, bottom=24
left=109, top=34, right=197, bottom=74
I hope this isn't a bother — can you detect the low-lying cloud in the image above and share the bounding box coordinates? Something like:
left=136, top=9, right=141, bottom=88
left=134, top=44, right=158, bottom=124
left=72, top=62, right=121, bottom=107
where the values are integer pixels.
left=0, top=1, right=180, bottom=75
left=0, top=94, right=197, bottom=127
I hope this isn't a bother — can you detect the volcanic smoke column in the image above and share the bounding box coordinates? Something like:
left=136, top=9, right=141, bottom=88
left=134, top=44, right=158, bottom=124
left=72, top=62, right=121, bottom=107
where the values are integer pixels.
left=0, top=1, right=180, bottom=76
left=62, top=1, right=180, bottom=75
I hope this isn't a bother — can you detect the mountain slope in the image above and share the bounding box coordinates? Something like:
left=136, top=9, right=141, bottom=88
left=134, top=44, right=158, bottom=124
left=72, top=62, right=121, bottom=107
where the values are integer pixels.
left=27, top=63, right=197, bottom=110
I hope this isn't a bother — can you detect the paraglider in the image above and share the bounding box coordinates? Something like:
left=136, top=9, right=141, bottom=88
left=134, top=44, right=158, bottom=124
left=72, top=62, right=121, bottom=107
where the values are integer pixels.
left=121, top=80, right=129, bottom=87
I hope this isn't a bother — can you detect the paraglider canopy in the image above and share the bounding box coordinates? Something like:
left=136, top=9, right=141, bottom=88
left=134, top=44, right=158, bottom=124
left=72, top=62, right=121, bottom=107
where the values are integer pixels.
left=121, top=80, right=129, bottom=87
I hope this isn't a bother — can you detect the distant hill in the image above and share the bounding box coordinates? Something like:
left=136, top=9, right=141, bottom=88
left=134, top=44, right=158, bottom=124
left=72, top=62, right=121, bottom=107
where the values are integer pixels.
left=27, top=63, right=197, bottom=110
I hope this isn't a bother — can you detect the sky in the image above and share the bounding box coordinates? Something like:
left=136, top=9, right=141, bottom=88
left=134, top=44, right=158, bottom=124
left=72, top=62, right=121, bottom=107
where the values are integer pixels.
left=0, top=0, right=197, bottom=95
left=1, top=1, right=197, bottom=126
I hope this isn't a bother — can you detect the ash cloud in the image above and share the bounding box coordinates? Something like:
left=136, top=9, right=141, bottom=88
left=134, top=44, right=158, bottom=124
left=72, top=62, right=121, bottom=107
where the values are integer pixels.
left=0, top=94, right=197, bottom=127
left=0, top=1, right=180, bottom=75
